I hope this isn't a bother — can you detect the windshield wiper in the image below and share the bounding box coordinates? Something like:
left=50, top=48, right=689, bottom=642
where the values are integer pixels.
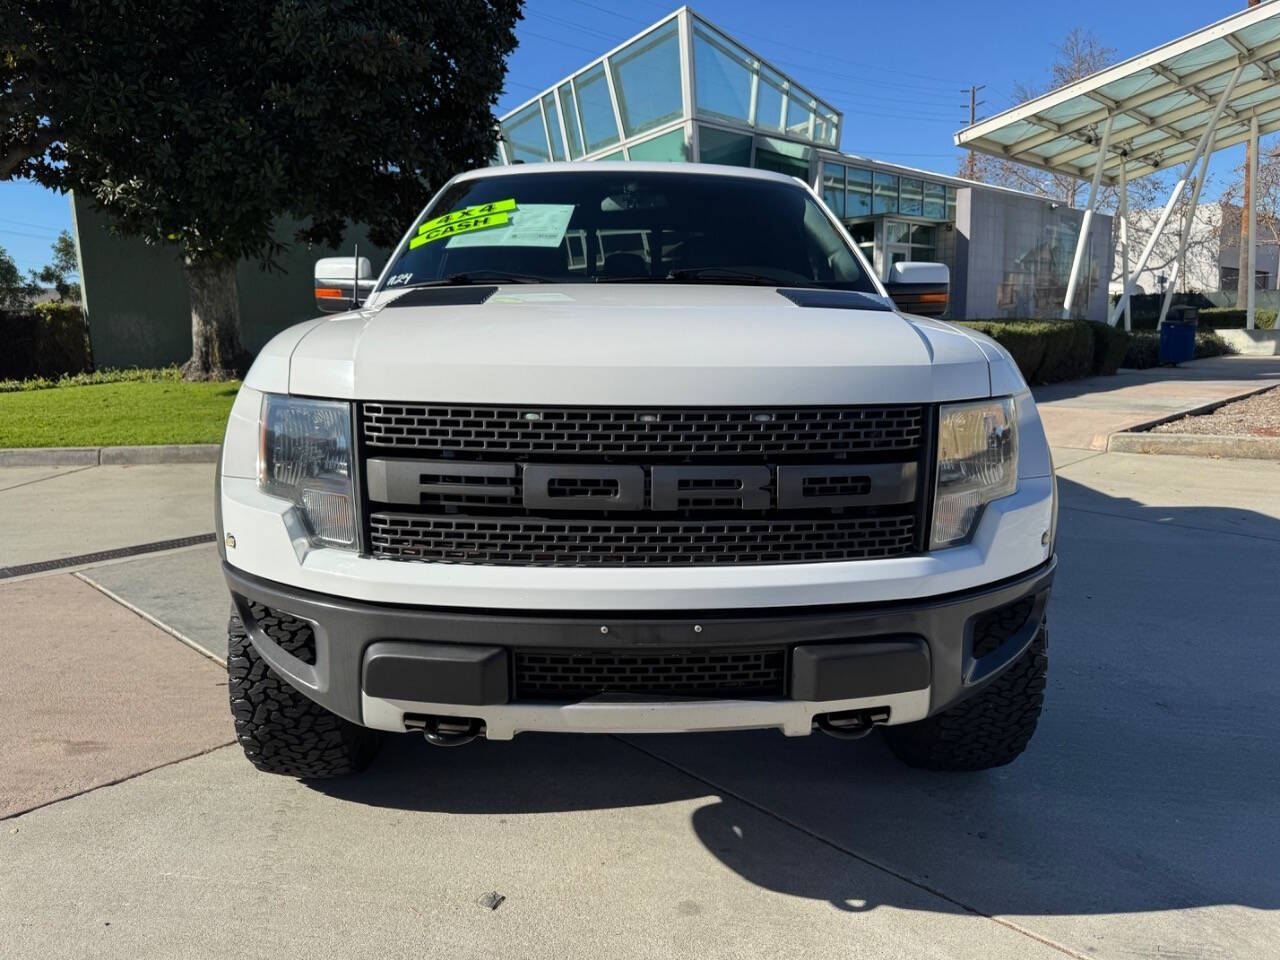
left=409, top=270, right=547, bottom=287
left=666, top=267, right=788, bottom=285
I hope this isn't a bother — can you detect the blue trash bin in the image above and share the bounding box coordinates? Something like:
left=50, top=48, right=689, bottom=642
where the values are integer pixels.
left=1159, top=308, right=1198, bottom=365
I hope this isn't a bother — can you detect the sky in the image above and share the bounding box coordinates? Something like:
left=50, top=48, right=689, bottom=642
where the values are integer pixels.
left=0, top=0, right=1266, bottom=276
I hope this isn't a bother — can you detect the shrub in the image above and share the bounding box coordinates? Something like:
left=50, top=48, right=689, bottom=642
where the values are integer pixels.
left=1085, top=321, right=1130, bottom=376
left=1194, top=307, right=1277, bottom=330
left=960, top=320, right=1047, bottom=381
left=1122, top=332, right=1161, bottom=369
left=958, top=319, right=1096, bottom=384
left=1193, top=329, right=1235, bottom=359
left=1122, top=329, right=1236, bottom=368
left=0, top=302, right=93, bottom=380
left=0, top=365, right=182, bottom=394
left=1037, top=320, right=1094, bottom=382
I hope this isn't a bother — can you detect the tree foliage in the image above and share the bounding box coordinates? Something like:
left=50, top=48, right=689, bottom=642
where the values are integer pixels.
left=1, top=0, right=523, bottom=376
left=0, top=245, right=40, bottom=309
left=963, top=29, right=1128, bottom=207
left=32, top=229, right=80, bottom=301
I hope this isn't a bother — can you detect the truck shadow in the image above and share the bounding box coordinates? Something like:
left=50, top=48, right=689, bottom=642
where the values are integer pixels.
left=312, top=473, right=1280, bottom=921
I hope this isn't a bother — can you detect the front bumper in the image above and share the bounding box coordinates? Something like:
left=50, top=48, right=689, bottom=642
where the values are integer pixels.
left=224, top=557, right=1054, bottom=739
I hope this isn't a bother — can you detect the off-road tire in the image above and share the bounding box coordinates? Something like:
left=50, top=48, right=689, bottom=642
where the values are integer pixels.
left=227, top=605, right=383, bottom=778
left=881, top=627, right=1047, bottom=771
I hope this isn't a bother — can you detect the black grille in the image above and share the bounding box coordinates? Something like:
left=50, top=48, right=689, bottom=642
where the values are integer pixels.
left=515, top=647, right=786, bottom=699
left=369, top=512, right=916, bottom=566
left=362, top=403, right=924, bottom=458
left=971, top=597, right=1036, bottom=659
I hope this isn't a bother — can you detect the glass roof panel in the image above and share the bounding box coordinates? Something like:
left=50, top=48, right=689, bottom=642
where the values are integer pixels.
left=1039, top=98, right=1101, bottom=124
left=1236, top=20, right=1280, bottom=45
left=1171, top=110, right=1212, bottom=133
left=1096, top=71, right=1162, bottom=101
left=1165, top=37, right=1236, bottom=74
left=1233, top=88, right=1279, bottom=110
left=983, top=120, right=1040, bottom=145
left=1141, top=91, right=1198, bottom=115
left=1028, top=135, right=1080, bottom=159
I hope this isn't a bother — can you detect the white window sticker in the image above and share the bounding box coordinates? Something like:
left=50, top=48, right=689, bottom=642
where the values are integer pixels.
left=447, top=204, right=575, bottom=249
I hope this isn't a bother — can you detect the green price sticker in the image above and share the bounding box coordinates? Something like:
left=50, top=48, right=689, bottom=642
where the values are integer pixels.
left=408, top=198, right=517, bottom=249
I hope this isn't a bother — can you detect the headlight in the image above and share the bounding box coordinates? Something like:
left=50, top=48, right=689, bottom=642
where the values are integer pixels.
left=259, top=395, right=357, bottom=549
left=931, top=397, right=1018, bottom=549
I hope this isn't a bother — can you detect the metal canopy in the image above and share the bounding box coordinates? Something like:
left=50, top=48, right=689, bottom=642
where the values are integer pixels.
left=955, top=1, right=1280, bottom=185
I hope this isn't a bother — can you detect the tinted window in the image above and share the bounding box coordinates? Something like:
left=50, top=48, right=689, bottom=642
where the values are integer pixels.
left=379, top=172, right=874, bottom=293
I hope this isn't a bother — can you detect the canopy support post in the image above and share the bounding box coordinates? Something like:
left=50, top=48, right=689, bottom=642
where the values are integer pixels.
left=1248, top=114, right=1260, bottom=329
left=1159, top=122, right=1218, bottom=327
left=1063, top=114, right=1113, bottom=319
left=1118, top=160, right=1132, bottom=331
left=1109, top=63, right=1244, bottom=326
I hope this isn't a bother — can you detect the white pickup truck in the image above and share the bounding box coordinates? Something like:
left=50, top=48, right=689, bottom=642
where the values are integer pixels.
left=216, top=162, right=1056, bottom=778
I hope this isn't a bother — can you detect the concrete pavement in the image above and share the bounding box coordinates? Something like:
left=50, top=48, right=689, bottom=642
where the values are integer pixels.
left=1033, top=354, right=1280, bottom=451
left=1, top=453, right=1278, bottom=959
left=0, top=462, right=214, bottom=569
left=0, top=573, right=230, bottom=819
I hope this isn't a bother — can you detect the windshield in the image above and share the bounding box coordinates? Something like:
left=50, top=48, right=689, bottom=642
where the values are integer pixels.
left=377, top=170, right=875, bottom=293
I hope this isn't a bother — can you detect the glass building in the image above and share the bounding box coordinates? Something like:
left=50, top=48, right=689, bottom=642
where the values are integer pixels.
left=495, top=9, right=962, bottom=281
left=494, top=7, right=1115, bottom=322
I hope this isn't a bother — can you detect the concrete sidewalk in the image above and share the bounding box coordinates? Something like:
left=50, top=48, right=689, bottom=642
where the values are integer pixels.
left=1032, top=355, right=1280, bottom=451
left=2, top=452, right=1279, bottom=959
left=4, top=439, right=1280, bottom=958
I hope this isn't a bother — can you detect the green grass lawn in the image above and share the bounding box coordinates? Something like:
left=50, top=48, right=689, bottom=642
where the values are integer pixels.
left=0, top=378, right=241, bottom=447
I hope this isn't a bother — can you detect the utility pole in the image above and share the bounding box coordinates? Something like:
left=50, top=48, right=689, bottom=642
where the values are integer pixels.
left=1238, top=0, right=1261, bottom=308
left=962, top=84, right=986, bottom=179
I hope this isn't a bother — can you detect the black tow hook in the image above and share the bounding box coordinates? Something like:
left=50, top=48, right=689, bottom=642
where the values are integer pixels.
left=815, top=707, right=891, bottom=740
left=405, top=715, right=484, bottom=747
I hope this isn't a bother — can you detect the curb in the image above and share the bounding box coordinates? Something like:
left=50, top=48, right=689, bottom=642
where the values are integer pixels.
left=1108, top=433, right=1280, bottom=459
left=0, top=444, right=220, bottom=467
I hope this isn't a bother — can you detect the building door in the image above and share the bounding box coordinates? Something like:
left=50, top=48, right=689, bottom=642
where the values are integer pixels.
left=886, top=243, right=910, bottom=280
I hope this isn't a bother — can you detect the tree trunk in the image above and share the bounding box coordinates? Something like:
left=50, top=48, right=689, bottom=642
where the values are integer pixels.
left=180, top=256, right=247, bottom=381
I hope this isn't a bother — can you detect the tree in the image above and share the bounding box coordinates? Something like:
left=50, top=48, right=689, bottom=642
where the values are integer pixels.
left=1, top=1, right=523, bottom=379
left=0, top=245, right=40, bottom=309
left=31, top=229, right=80, bottom=302
left=963, top=30, right=1121, bottom=206
left=1220, top=138, right=1280, bottom=292
left=962, top=27, right=1179, bottom=301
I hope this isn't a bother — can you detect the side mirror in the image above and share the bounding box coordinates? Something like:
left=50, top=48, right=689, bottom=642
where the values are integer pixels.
left=315, top=256, right=376, bottom=313
left=885, top=261, right=949, bottom=317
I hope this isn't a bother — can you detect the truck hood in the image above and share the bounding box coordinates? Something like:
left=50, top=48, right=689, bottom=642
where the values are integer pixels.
left=278, top=284, right=993, bottom=405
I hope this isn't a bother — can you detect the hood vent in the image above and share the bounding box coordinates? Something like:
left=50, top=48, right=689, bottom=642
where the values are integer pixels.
left=777, top=288, right=891, bottom=312
left=384, top=286, right=498, bottom=308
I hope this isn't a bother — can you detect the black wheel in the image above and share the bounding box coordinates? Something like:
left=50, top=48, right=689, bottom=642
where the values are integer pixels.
left=227, top=604, right=383, bottom=778
left=881, top=627, right=1047, bottom=772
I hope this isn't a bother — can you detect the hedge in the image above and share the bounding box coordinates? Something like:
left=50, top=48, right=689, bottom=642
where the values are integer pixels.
left=0, top=365, right=182, bottom=394
left=1111, top=294, right=1278, bottom=330
left=1122, top=329, right=1235, bottom=369
left=0, top=303, right=93, bottom=381
left=1191, top=307, right=1277, bottom=330
left=958, top=318, right=1130, bottom=384
left=1086, top=320, right=1131, bottom=376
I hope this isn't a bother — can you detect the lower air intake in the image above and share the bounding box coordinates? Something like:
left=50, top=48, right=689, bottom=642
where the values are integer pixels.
left=514, top=647, right=786, bottom=699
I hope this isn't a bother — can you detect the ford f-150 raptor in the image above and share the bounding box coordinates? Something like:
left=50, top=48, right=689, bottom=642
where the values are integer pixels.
left=216, top=162, right=1056, bottom=778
